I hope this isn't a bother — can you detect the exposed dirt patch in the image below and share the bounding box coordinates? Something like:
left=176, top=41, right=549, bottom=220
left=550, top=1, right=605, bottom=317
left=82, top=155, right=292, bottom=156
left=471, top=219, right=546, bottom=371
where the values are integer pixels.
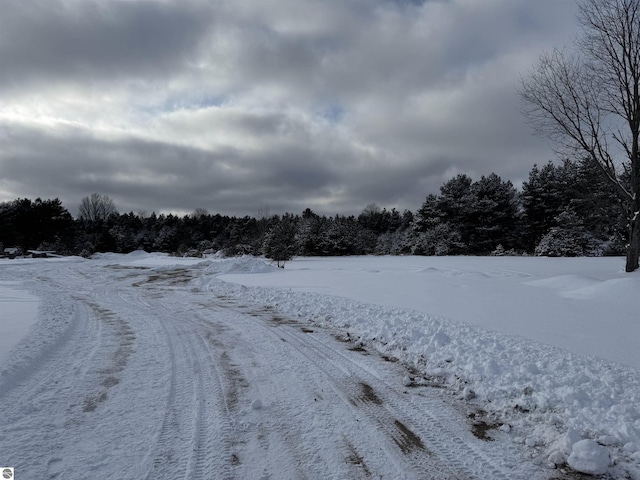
left=408, top=375, right=447, bottom=389
left=334, top=333, right=371, bottom=355
left=106, top=265, right=149, bottom=270
left=102, top=376, right=120, bottom=388
left=96, top=366, right=123, bottom=375
left=548, top=470, right=605, bottom=480
left=393, top=420, right=427, bottom=455
left=269, top=315, right=300, bottom=327
left=381, top=354, right=399, bottom=363
left=205, top=331, right=224, bottom=349
left=300, top=327, right=314, bottom=333
left=219, top=351, right=250, bottom=410
left=346, top=442, right=371, bottom=477
left=132, top=275, right=159, bottom=287
left=132, top=268, right=192, bottom=287
left=82, top=392, right=108, bottom=412
left=470, top=421, right=496, bottom=442
left=84, top=302, right=135, bottom=411
left=349, top=345, right=368, bottom=354
left=215, top=294, right=232, bottom=301
left=359, top=382, right=383, bottom=405
left=468, top=410, right=498, bottom=442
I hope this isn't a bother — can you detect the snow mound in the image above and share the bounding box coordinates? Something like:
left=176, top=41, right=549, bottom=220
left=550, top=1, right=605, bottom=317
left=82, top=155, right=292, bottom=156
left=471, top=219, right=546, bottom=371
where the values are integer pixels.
left=96, top=251, right=210, bottom=268
left=125, top=249, right=154, bottom=258
left=567, top=439, right=610, bottom=475
left=205, top=256, right=277, bottom=275
left=525, top=274, right=599, bottom=291
left=95, top=250, right=163, bottom=263
left=525, top=274, right=640, bottom=301
left=562, top=277, right=637, bottom=300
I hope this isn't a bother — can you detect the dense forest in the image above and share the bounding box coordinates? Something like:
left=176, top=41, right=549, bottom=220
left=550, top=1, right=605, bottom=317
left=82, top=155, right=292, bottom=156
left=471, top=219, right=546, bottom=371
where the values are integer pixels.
left=0, top=158, right=628, bottom=261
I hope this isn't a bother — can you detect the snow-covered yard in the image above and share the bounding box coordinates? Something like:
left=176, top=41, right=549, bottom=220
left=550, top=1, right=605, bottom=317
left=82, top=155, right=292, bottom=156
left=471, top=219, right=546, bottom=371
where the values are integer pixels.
left=0, top=253, right=638, bottom=478
left=0, top=281, right=39, bottom=366
left=212, top=255, right=640, bottom=477
left=218, top=255, right=639, bottom=368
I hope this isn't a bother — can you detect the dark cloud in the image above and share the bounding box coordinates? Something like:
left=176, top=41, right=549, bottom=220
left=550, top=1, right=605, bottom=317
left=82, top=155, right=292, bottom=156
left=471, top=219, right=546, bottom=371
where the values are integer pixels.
left=0, top=121, right=344, bottom=215
left=0, top=0, right=213, bottom=90
left=0, top=0, right=580, bottom=217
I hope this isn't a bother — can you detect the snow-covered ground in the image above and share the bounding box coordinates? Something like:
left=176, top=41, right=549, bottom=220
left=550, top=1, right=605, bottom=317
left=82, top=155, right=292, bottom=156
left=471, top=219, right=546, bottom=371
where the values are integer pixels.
left=219, top=256, right=639, bottom=369
left=0, top=253, right=638, bottom=479
left=213, top=255, right=640, bottom=477
left=0, top=281, right=39, bottom=366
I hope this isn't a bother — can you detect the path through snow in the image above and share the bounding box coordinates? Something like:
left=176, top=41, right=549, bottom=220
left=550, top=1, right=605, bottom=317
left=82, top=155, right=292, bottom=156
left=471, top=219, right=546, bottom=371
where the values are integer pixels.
left=0, top=257, right=554, bottom=479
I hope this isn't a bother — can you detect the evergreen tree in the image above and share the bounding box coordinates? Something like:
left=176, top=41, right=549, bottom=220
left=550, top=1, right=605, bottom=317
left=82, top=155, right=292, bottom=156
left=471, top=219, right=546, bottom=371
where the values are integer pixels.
left=411, top=194, right=462, bottom=255
left=437, top=174, right=475, bottom=253
left=296, top=209, right=326, bottom=256
left=0, top=198, right=74, bottom=252
left=522, top=158, right=626, bottom=255
left=470, top=173, right=522, bottom=253
left=535, top=208, right=602, bottom=257
left=572, top=157, right=627, bottom=254
left=263, top=214, right=299, bottom=267
left=225, top=216, right=260, bottom=255
left=521, top=161, right=570, bottom=251
left=109, top=212, right=143, bottom=253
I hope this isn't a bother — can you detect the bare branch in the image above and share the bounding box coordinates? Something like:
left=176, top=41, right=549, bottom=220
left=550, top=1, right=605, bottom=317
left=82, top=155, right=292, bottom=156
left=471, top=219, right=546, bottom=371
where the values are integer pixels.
left=78, top=193, right=118, bottom=222
left=519, top=0, right=640, bottom=270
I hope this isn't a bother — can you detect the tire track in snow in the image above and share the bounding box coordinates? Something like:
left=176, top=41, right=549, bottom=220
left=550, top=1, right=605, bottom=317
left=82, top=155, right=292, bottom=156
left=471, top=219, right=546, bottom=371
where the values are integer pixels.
left=0, top=299, right=103, bottom=479
left=79, top=300, right=136, bottom=413
left=212, top=297, right=540, bottom=480
left=184, top=325, right=236, bottom=480
left=91, top=268, right=309, bottom=479
left=140, top=298, right=185, bottom=480
left=80, top=286, right=191, bottom=480
left=191, top=302, right=377, bottom=479
left=0, top=266, right=144, bottom=479
left=110, top=286, right=236, bottom=480
left=190, top=305, right=314, bottom=479
left=258, top=313, right=456, bottom=479
left=85, top=269, right=241, bottom=480
left=281, top=322, right=539, bottom=480
left=114, top=268, right=456, bottom=480
left=0, top=262, right=544, bottom=479
left=281, top=326, right=509, bottom=479
left=199, top=298, right=455, bottom=479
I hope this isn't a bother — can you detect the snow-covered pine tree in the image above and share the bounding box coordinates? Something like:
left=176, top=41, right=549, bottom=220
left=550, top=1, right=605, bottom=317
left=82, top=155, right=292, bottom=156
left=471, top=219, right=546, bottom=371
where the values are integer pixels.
left=262, top=214, right=299, bottom=267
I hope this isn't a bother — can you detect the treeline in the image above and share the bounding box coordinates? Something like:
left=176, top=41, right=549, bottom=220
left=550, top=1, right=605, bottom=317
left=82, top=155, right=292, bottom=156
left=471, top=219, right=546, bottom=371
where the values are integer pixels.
left=0, top=158, right=627, bottom=259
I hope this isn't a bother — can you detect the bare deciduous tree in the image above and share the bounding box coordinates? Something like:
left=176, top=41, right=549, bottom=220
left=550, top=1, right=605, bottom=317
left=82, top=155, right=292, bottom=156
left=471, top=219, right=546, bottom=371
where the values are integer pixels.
left=520, top=0, right=640, bottom=272
left=191, top=207, right=209, bottom=219
left=78, top=193, right=118, bottom=222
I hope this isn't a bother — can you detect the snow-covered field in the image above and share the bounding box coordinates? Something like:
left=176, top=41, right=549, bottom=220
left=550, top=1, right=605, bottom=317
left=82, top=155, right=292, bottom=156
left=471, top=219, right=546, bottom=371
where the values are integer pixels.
left=0, top=253, right=638, bottom=479
left=219, top=256, right=639, bottom=368
left=0, top=281, right=39, bottom=366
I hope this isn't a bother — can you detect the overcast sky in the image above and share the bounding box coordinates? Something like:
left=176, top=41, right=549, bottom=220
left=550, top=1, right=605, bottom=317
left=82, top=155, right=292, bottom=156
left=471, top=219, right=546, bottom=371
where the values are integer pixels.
left=0, top=0, right=580, bottom=217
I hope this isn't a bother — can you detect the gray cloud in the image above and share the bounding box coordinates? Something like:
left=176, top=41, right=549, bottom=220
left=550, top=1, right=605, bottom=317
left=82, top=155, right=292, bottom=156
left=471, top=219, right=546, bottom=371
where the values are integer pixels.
left=0, top=0, right=213, bottom=90
left=0, top=0, right=580, bottom=217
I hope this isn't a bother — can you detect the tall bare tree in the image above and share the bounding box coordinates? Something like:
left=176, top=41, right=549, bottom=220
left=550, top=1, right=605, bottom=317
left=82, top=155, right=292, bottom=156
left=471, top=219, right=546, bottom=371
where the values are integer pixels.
left=520, top=0, right=640, bottom=272
left=78, top=193, right=118, bottom=222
